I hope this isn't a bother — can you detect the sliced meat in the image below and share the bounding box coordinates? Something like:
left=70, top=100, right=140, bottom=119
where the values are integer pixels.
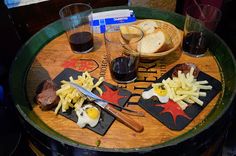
left=172, top=63, right=200, bottom=78
left=36, top=79, right=57, bottom=94
left=35, top=80, right=59, bottom=111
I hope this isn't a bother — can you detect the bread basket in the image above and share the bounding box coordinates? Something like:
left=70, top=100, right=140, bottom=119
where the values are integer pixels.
left=134, top=20, right=182, bottom=61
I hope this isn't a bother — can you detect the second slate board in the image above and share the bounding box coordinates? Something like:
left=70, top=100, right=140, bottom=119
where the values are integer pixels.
left=138, top=65, right=222, bottom=130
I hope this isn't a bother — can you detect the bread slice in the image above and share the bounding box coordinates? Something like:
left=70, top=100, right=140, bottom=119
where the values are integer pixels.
left=137, top=20, right=158, bottom=34
left=120, top=25, right=142, bottom=41
left=137, top=30, right=173, bottom=54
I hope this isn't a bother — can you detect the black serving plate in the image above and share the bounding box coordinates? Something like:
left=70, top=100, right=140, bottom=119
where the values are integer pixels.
left=53, top=68, right=132, bottom=135
left=138, top=65, right=222, bottom=130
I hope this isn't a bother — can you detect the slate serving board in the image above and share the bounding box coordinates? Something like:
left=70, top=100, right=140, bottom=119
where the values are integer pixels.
left=138, top=65, right=222, bottom=130
left=53, top=68, right=132, bottom=135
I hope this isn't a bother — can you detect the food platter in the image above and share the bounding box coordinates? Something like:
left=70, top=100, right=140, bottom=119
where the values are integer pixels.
left=120, top=19, right=182, bottom=61
left=9, top=6, right=236, bottom=155
left=139, top=64, right=222, bottom=130
left=134, top=19, right=183, bottom=60
left=52, top=68, right=132, bottom=135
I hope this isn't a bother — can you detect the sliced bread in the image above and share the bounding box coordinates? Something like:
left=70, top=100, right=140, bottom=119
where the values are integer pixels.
left=137, top=20, right=158, bottom=34
left=137, top=30, right=173, bottom=54
left=120, top=25, right=142, bottom=41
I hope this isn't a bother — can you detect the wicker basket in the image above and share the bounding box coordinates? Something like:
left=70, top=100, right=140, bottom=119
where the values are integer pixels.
left=135, top=20, right=182, bottom=61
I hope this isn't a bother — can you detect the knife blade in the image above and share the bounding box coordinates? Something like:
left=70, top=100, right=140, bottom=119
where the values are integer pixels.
left=69, top=82, right=144, bottom=132
left=69, top=82, right=144, bottom=116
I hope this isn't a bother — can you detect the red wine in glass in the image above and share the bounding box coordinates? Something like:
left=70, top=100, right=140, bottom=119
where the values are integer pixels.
left=69, top=31, right=93, bottom=53
left=182, top=31, right=207, bottom=56
left=110, top=56, right=138, bottom=83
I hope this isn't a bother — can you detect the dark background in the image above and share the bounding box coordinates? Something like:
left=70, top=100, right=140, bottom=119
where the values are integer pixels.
left=0, top=0, right=235, bottom=155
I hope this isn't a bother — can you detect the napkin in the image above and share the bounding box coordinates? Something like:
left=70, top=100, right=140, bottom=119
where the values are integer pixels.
left=92, top=9, right=136, bottom=33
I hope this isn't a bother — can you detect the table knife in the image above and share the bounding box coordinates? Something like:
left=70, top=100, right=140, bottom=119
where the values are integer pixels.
left=69, top=82, right=144, bottom=116
left=69, top=82, right=144, bottom=132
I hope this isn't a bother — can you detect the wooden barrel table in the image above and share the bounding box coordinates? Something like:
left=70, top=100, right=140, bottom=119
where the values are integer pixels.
left=9, top=6, right=236, bottom=155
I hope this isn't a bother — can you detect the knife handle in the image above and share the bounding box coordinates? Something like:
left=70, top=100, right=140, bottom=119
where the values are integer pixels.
left=105, top=104, right=144, bottom=132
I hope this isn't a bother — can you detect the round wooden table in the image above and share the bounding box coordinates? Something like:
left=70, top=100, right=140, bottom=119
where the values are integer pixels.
left=9, top=6, right=236, bottom=155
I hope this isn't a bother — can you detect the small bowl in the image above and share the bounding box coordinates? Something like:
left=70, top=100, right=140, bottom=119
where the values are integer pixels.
left=135, top=20, right=182, bottom=61
left=172, top=63, right=200, bottom=78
